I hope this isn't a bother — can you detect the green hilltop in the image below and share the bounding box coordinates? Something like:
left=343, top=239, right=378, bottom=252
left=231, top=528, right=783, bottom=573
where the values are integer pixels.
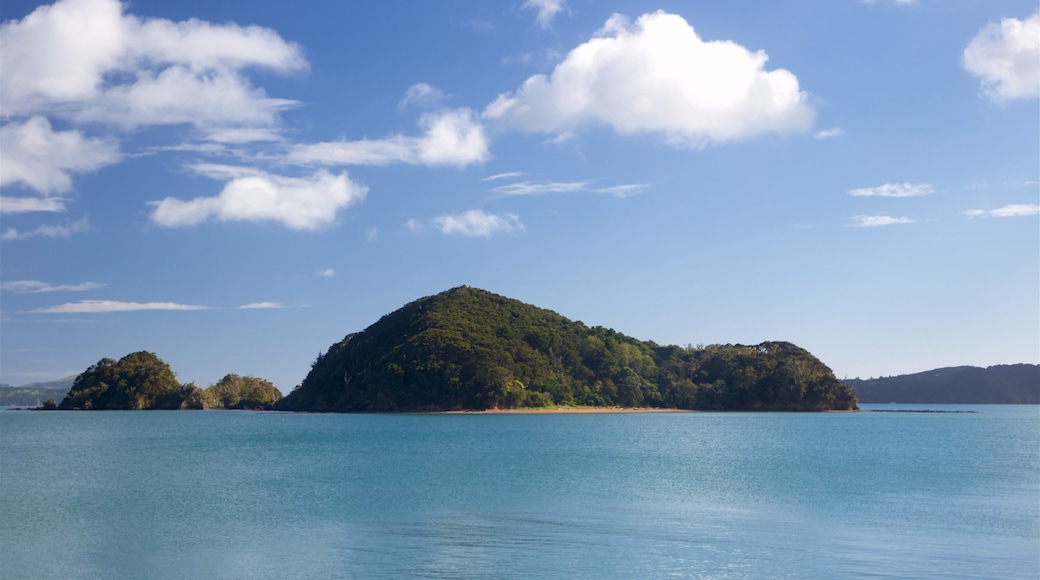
left=278, top=286, right=857, bottom=412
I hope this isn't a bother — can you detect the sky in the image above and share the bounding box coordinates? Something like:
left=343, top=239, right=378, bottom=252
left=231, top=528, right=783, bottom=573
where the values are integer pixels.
left=1, top=0, right=1037, bottom=391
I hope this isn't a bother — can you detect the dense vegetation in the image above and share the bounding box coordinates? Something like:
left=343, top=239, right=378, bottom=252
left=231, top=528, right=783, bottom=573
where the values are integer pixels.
left=57, top=353, right=281, bottom=410
left=59, top=352, right=196, bottom=410
left=278, top=287, right=857, bottom=412
left=847, top=364, right=1039, bottom=404
left=200, top=374, right=282, bottom=409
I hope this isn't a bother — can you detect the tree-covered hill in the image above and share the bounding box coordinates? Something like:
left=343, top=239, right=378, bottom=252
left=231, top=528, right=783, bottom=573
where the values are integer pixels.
left=278, top=286, right=857, bottom=412
left=846, top=364, right=1039, bottom=404
left=58, top=353, right=282, bottom=410
left=59, top=352, right=196, bottom=410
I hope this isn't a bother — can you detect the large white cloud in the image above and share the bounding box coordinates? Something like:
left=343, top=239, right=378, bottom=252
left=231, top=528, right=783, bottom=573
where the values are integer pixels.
left=484, top=11, right=814, bottom=147
left=149, top=167, right=367, bottom=230
left=0, top=117, right=120, bottom=194
left=288, top=108, right=489, bottom=167
left=0, top=0, right=305, bottom=129
left=963, top=12, right=1040, bottom=102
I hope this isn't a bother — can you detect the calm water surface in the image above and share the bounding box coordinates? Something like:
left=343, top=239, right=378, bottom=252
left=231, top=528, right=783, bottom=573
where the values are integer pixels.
left=1, top=405, right=1037, bottom=579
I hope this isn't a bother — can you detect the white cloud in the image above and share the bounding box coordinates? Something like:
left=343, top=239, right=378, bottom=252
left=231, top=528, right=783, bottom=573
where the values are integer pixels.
left=0, top=0, right=306, bottom=128
left=492, top=181, right=588, bottom=196
left=963, top=204, right=1040, bottom=218
left=483, top=171, right=526, bottom=181
left=849, top=183, right=935, bottom=197
left=30, top=300, right=210, bottom=313
left=0, top=117, right=120, bottom=194
left=318, top=268, right=335, bottom=277
left=365, top=227, right=380, bottom=242
left=398, top=83, right=447, bottom=110
left=1, top=217, right=89, bottom=240
left=431, top=209, right=523, bottom=238
left=484, top=11, right=814, bottom=147
left=239, top=301, right=285, bottom=309
left=524, top=0, right=566, bottom=29
left=490, top=180, right=648, bottom=198
left=149, top=168, right=367, bottom=230
left=814, top=127, right=844, bottom=140
left=203, top=128, right=284, bottom=144
left=288, top=108, right=489, bottom=167
left=0, top=196, right=65, bottom=214
left=1, top=280, right=105, bottom=293
left=964, top=12, right=1040, bottom=102
left=405, top=218, right=424, bottom=233
left=850, top=215, right=915, bottom=227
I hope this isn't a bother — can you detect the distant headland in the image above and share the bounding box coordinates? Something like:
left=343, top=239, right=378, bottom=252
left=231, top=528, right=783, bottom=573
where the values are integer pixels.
left=845, top=364, right=1039, bottom=404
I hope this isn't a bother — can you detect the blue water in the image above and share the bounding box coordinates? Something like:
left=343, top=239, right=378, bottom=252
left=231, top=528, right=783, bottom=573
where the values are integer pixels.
left=1, top=405, right=1037, bottom=579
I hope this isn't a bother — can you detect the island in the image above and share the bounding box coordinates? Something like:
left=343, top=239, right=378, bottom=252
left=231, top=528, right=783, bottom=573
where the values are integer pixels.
left=57, top=352, right=281, bottom=410
left=276, top=286, right=858, bottom=412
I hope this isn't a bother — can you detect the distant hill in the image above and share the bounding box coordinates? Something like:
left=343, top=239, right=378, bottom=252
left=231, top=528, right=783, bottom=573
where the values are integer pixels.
left=278, top=286, right=857, bottom=412
left=846, top=364, right=1039, bottom=404
left=0, top=376, right=75, bottom=406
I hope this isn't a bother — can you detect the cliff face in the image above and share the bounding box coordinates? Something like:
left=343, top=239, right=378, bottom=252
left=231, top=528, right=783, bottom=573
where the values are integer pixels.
left=847, top=364, right=1040, bottom=404
left=278, top=287, right=857, bottom=412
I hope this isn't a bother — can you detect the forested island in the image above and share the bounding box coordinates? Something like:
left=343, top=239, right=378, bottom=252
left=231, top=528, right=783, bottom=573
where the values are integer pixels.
left=276, top=287, right=857, bottom=412
left=55, top=352, right=281, bottom=410
left=846, top=364, right=1039, bottom=404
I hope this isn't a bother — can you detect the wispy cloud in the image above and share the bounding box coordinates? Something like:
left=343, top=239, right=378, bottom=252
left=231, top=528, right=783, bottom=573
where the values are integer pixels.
left=398, top=83, right=448, bottom=111
left=490, top=180, right=648, bottom=198
left=318, top=268, right=335, bottom=277
left=433, top=210, right=523, bottom=238
left=287, top=108, right=489, bottom=168
left=963, top=204, right=1040, bottom=218
left=849, top=183, right=935, bottom=198
left=409, top=210, right=523, bottom=238
left=850, top=215, right=916, bottom=227
left=1, top=218, right=89, bottom=240
left=861, top=0, right=915, bottom=5
left=1, top=280, right=105, bottom=293
left=239, top=301, right=286, bottom=309
left=483, top=172, right=526, bottom=181
left=30, top=300, right=211, bottom=314
left=523, top=0, right=567, bottom=29
left=814, top=127, right=844, bottom=140
left=0, top=196, right=66, bottom=214
left=365, top=227, right=380, bottom=242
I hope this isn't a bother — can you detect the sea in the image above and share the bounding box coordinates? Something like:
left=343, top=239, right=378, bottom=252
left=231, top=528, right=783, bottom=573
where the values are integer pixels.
left=1, top=404, right=1037, bottom=579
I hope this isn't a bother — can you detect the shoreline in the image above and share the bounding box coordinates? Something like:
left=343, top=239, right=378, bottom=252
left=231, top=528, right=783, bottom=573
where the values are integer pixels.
left=443, top=407, right=696, bottom=414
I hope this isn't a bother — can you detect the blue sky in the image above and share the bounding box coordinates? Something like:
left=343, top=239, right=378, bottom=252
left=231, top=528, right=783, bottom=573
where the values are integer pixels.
left=1, top=0, right=1037, bottom=390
